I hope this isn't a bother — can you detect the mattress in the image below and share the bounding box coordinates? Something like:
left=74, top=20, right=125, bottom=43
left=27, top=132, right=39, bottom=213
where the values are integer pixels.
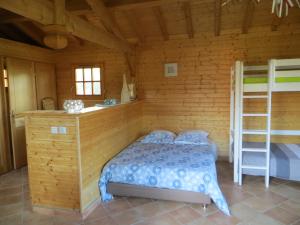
left=99, top=141, right=230, bottom=215
left=242, top=142, right=300, bottom=181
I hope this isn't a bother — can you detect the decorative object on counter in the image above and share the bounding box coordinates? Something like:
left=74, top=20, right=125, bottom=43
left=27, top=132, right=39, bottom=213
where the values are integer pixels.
left=41, top=97, right=56, bottom=110
left=63, top=100, right=84, bottom=113
left=121, top=73, right=130, bottom=103
left=164, top=63, right=178, bottom=77
left=103, top=99, right=117, bottom=105
left=128, top=77, right=137, bottom=100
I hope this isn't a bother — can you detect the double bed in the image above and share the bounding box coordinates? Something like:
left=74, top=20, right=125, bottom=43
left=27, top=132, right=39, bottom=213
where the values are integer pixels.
left=98, top=131, right=230, bottom=215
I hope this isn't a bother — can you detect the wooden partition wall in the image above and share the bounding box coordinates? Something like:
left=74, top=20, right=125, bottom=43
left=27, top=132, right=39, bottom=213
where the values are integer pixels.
left=25, top=101, right=143, bottom=214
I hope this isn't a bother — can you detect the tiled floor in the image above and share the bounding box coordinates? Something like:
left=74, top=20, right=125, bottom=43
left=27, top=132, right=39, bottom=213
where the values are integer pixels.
left=0, top=162, right=300, bottom=225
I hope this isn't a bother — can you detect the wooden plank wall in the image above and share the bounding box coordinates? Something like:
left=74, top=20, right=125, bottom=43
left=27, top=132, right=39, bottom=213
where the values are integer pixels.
left=54, top=44, right=129, bottom=108
left=79, top=101, right=142, bottom=211
left=25, top=116, right=80, bottom=209
left=244, top=92, right=300, bottom=143
left=137, top=27, right=300, bottom=157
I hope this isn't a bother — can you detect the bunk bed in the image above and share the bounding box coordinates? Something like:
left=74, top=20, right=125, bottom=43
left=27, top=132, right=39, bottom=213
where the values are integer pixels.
left=230, top=58, right=300, bottom=187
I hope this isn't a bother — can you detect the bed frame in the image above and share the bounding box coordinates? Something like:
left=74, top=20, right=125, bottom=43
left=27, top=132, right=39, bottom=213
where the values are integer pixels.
left=107, top=182, right=211, bottom=207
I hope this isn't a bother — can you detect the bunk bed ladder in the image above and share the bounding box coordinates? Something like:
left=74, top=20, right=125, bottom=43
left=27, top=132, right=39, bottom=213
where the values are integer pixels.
left=238, top=61, right=273, bottom=188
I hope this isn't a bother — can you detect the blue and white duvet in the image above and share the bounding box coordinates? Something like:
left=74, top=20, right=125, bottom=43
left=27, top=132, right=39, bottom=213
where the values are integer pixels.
left=99, top=142, right=230, bottom=215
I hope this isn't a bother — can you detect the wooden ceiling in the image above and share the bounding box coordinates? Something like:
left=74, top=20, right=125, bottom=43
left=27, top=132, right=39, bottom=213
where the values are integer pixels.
left=0, top=0, right=300, bottom=49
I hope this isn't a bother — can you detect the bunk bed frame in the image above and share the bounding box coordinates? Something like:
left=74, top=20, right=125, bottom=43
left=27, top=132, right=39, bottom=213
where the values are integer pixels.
left=230, top=58, right=300, bottom=187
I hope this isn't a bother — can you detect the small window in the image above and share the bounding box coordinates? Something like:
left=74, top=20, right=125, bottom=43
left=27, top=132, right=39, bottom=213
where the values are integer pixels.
left=3, top=69, right=8, bottom=88
left=75, top=66, right=102, bottom=96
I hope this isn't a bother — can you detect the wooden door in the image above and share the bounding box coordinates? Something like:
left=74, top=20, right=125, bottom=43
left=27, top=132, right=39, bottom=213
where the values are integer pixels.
left=7, top=57, right=37, bottom=169
left=0, top=57, right=12, bottom=174
left=35, top=62, right=57, bottom=109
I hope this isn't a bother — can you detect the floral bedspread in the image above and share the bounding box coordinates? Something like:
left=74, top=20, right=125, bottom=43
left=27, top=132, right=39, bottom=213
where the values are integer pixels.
left=99, top=142, right=230, bottom=215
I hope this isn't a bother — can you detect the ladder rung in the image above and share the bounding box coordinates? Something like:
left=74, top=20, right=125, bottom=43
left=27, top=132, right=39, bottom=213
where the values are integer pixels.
left=243, top=95, right=268, bottom=99
left=243, top=130, right=268, bottom=135
left=242, top=113, right=269, bottom=117
left=241, top=165, right=267, bottom=170
left=241, top=148, right=267, bottom=153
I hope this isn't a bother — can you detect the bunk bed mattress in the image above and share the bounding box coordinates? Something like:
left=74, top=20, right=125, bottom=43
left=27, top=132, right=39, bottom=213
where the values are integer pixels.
left=99, top=142, right=230, bottom=215
left=243, top=142, right=300, bottom=181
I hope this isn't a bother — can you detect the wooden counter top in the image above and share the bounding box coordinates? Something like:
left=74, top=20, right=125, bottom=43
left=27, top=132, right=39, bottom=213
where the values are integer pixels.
left=23, top=100, right=142, bottom=118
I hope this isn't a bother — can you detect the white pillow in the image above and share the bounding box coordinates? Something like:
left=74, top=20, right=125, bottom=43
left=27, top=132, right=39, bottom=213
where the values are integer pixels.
left=140, top=130, right=176, bottom=144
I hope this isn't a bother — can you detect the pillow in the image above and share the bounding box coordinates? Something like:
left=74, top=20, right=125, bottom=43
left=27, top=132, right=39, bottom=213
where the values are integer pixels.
left=140, top=130, right=176, bottom=144
left=174, top=130, right=209, bottom=145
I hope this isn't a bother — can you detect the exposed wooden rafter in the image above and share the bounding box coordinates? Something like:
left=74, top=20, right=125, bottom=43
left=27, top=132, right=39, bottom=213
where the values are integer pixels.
left=124, top=10, right=145, bottom=43
left=214, top=0, right=222, bottom=36
left=0, top=16, right=28, bottom=24
left=242, top=0, right=255, bottom=34
left=13, top=22, right=44, bottom=45
left=85, top=0, right=125, bottom=40
left=0, top=0, right=132, bottom=52
left=182, top=2, right=193, bottom=39
left=152, top=6, right=169, bottom=41
left=106, top=0, right=189, bottom=11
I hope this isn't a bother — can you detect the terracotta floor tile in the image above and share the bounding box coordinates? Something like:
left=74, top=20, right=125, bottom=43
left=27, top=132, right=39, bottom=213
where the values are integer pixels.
left=222, top=186, right=253, bottom=206
left=0, top=186, right=22, bottom=198
left=2, top=162, right=300, bottom=225
left=186, top=217, right=217, bottom=225
left=207, top=211, right=240, bottom=225
left=264, top=206, right=300, bottom=225
left=103, top=198, right=132, bottom=214
left=280, top=200, right=300, bottom=215
left=135, top=214, right=181, bottom=225
left=189, top=202, right=218, bottom=216
left=230, top=203, right=260, bottom=221
left=0, top=213, right=22, bottom=225
left=84, top=205, right=108, bottom=223
left=84, top=215, right=116, bottom=225
left=112, top=208, right=143, bottom=225
left=168, top=205, right=202, bottom=224
left=240, top=213, right=284, bottom=225
left=292, top=220, right=300, bottom=225
left=0, top=194, right=23, bottom=206
left=285, top=182, right=300, bottom=191
left=0, top=203, right=23, bottom=218
left=126, top=197, right=153, bottom=207
left=270, top=185, right=300, bottom=203
left=23, top=209, right=55, bottom=225
left=243, top=191, right=287, bottom=212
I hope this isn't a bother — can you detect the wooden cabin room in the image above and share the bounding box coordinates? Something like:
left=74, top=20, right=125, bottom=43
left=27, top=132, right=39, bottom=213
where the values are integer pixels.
left=0, top=0, right=300, bottom=225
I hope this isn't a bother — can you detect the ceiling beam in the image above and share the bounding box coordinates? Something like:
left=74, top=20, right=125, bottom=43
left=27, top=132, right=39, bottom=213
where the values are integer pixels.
left=85, top=0, right=125, bottom=40
left=152, top=6, right=169, bottom=41
left=242, top=0, right=255, bottom=34
left=54, top=0, right=66, bottom=25
left=214, top=0, right=221, bottom=36
left=0, top=0, right=132, bottom=52
left=124, top=10, right=145, bottom=43
left=182, top=2, right=193, bottom=39
left=106, top=0, right=188, bottom=11
left=13, top=22, right=44, bottom=45
left=0, top=16, right=29, bottom=24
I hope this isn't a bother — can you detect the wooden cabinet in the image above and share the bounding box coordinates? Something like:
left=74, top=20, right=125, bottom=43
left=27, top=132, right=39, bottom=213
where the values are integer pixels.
left=7, top=57, right=36, bottom=169
left=35, top=62, right=57, bottom=109
left=0, top=57, right=12, bottom=174
left=5, top=58, right=57, bottom=168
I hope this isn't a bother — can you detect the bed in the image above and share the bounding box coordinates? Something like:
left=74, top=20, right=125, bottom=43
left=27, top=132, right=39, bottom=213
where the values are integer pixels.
left=98, top=135, right=230, bottom=216
left=243, top=142, right=300, bottom=181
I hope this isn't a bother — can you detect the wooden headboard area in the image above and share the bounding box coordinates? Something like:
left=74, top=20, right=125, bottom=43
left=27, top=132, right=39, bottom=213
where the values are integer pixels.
left=24, top=101, right=143, bottom=216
